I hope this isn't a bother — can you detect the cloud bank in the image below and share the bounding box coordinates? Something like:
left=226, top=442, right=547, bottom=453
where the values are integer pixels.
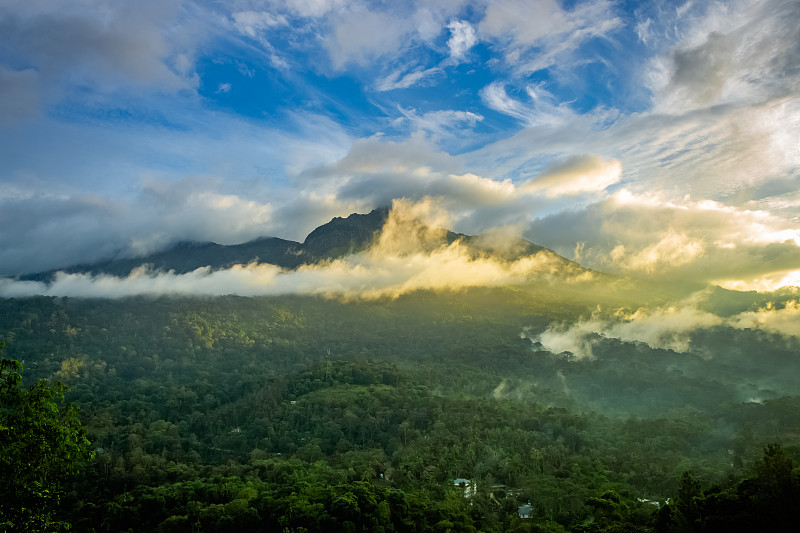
left=0, top=0, right=798, bottom=298
left=533, top=291, right=800, bottom=359
left=0, top=199, right=593, bottom=299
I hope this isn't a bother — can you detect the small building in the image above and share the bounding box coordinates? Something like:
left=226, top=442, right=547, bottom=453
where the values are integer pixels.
left=638, top=498, right=661, bottom=507
left=518, top=502, right=533, bottom=519
left=454, top=478, right=476, bottom=498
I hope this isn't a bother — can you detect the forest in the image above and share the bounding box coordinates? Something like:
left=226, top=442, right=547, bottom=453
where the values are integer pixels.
left=1, top=286, right=800, bottom=532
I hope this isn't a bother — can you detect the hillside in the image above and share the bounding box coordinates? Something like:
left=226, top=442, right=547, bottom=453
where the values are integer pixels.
left=21, top=208, right=580, bottom=283
left=3, top=213, right=800, bottom=532
left=2, top=286, right=800, bottom=531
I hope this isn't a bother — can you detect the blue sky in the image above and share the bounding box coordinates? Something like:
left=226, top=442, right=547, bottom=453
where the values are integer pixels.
left=1, top=0, right=799, bottom=292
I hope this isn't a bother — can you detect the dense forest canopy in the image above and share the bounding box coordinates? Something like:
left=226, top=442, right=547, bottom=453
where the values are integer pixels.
left=1, top=284, right=799, bottom=531
left=3, top=0, right=800, bottom=530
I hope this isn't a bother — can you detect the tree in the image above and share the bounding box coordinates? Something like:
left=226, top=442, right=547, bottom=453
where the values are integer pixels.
left=1, top=346, right=94, bottom=532
left=748, top=444, right=799, bottom=532
left=674, top=471, right=702, bottom=532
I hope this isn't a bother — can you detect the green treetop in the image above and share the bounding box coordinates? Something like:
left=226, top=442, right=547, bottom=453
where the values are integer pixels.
left=1, top=344, right=94, bottom=532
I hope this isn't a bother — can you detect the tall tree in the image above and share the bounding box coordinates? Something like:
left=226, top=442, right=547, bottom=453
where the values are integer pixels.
left=1, top=344, right=94, bottom=532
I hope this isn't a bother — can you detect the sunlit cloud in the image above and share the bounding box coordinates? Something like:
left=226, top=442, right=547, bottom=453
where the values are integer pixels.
left=527, top=189, right=800, bottom=288
left=535, top=293, right=725, bottom=359
left=0, top=198, right=593, bottom=299
left=0, top=0, right=798, bottom=300
left=731, top=299, right=800, bottom=338
left=533, top=290, right=800, bottom=359
left=520, top=155, right=621, bottom=198
left=717, top=270, right=800, bottom=293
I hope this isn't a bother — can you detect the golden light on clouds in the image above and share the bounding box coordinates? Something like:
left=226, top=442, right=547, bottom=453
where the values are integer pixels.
left=534, top=289, right=800, bottom=360
left=0, top=198, right=594, bottom=299
left=716, top=269, right=800, bottom=292
left=521, top=155, right=622, bottom=197
left=609, top=229, right=706, bottom=274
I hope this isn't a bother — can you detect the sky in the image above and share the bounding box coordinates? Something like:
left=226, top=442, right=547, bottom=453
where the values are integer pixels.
left=1, top=0, right=799, bottom=293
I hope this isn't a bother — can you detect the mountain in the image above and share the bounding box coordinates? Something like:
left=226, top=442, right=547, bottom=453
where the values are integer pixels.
left=300, top=207, right=390, bottom=259
left=21, top=236, right=301, bottom=282
left=21, top=209, right=388, bottom=281
left=22, top=207, right=581, bottom=281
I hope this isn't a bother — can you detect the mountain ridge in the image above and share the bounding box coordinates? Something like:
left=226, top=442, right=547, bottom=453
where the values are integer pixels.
left=22, top=208, right=583, bottom=281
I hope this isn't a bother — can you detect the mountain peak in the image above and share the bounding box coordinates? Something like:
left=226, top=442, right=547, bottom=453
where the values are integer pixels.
left=22, top=207, right=585, bottom=281
left=302, top=208, right=390, bottom=259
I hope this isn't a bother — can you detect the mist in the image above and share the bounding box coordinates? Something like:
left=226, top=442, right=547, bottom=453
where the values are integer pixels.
left=0, top=199, right=593, bottom=300
left=533, top=290, right=800, bottom=359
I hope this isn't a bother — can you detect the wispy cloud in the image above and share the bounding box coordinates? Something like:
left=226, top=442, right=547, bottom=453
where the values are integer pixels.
left=375, top=67, right=442, bottom=92
left=0, top=0, right=798, bottom=299
left=480, top=81, right=576, bottom=126
left=648, top=0, right=800, bottom=113
left=478, top=0, right=623, bottom=74
left=325, top=8, right=412, bottom=69
left=231, top=11, right=287, bottom=38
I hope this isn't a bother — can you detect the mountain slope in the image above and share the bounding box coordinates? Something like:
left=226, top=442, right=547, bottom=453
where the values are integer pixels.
left=23, top=207, right=585, bottom=281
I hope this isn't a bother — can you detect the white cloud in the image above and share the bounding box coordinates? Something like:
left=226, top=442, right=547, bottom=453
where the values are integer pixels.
left=0, top=0, right=797, bottom=298
left=480, top=81, right=530, bottom=122
left=325, top=8, right=411, bottom=68
left=526, top=190, right=800, bottom=286
left=534, top=302, right=724, bottom=359
left=468, top=92, right=800, bottom=204
left=0, top=180, right=276, bottom=276
left=232, top=10, right=287, bottom=38
left=479, top=0, right=571, bottom=44
left=284, top=0, right=346, bottom=18
left=536, top=304, right=724, bottom=359
left=478, top=0, right=623, bottom=74
left=649, top=0, right=800, bottom=113
left=0, top=105, right=356, bottom=276
left=0, top=198, right=592, bottom=299
left=635, top=18, right=653, bottom=45
left=375, top=67, right=442, bottom=92
left=396, top=108, right=484, bottom=142
left=446, top=19, right=477, bottom=60
left=534, top=291, right=800, bottom=360
left=480, top=81, right=574, bottom=126
left=521, top=155, right=621, bottom=198
left=731, top=300, right=800, bottom=338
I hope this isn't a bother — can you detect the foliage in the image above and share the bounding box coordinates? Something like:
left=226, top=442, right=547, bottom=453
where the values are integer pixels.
left=654, top=445, right=800, bottom=533
left=1, top=292, right=799, bottom=531
left=0, top=344, right=94, bottom=531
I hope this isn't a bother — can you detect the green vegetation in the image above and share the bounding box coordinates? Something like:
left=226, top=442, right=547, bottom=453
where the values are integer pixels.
left=1, top=344, right=94, bottom=531
left=1, top=290, right=799, bottom=531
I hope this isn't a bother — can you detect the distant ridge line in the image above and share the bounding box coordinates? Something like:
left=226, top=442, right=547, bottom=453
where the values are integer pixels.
left=21, top=207, right=584, bottom=282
